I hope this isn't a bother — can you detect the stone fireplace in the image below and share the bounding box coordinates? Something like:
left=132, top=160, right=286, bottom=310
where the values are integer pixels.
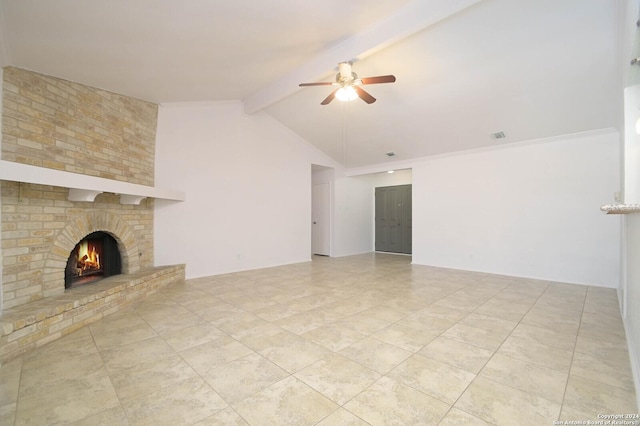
left=0, top=65, right=159, bottom=310
left=1, top=183, right=151, bottom=309
left=0, top=67, right=185, bottom=364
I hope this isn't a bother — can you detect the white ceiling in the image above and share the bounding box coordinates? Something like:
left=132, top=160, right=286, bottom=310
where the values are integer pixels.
left=0, top=0, right=622, bottom=169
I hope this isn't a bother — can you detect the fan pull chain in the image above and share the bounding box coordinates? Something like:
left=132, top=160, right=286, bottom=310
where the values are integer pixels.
left=341, top=100, right=349, bottom=167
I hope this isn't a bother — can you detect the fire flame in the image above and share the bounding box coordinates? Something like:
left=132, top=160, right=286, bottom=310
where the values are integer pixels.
left=77, top=240, right=100, bottom=272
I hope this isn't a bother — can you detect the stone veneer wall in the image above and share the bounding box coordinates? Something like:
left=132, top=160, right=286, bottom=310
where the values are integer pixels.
left=1, top=66, right=156, bottom=184
left=1, top=67, right=159, bottom=311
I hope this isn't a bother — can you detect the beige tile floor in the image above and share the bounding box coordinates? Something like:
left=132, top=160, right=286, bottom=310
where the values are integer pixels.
left=1, top=253, right=637, bottom=425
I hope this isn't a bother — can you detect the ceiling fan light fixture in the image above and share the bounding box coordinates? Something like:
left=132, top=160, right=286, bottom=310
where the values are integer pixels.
left=299, top=62, right=395, bottom=105
left=335, top=86, right=358, bottom=102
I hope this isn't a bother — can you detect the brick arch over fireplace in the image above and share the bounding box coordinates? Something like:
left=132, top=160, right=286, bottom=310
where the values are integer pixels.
left=45, top=211, right=141, bottom=296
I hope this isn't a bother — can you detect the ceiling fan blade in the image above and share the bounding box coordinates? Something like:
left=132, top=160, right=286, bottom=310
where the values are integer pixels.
left=360, top=75, right=396, bottom=85
left=354, top=86, right=376, bottom=104
left=299, top=82, right=334, bottom=87
left=321, top=88, right=339, bottom=105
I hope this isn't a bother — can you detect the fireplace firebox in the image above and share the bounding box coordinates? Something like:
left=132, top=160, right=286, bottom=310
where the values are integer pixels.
left=65, top=231, right=122, bottom=288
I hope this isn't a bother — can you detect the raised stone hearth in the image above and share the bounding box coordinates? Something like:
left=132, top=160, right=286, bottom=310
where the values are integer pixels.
left=0, top=264, right=184, bottom=364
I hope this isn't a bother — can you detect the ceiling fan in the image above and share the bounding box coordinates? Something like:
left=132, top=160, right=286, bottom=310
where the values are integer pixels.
left=299, top=62, right=396, bottom=105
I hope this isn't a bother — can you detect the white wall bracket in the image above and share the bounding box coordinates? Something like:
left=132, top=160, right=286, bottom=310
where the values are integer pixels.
left=120, top=194, right=147, bottom=205
left=68, top=189, right=102, bottom=202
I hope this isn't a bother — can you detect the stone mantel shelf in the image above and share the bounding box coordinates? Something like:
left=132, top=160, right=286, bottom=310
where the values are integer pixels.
left=0, top=160, right=185, bottom=204
left=600, top=203, right=640, bottom=214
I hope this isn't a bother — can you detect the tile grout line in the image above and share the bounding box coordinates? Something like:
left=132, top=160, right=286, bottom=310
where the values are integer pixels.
left=557, top=286, right=589, bottom=421
left=163, top=291, right=283, bottom=425
left=439, top=277, right=554, bottom=424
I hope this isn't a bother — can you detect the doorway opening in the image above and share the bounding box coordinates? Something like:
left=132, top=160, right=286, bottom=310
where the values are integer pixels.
left=312, top=165, right=333, bottom=256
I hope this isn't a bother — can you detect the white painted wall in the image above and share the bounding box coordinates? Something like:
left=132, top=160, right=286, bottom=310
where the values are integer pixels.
left=154, top=101, right=338, bottom=278
left=626, top=215, right=640, bottom=409
left=624, top=85, right=640, bottom=204
left=411, top=130, right=621, bottom=287
left=154, top=100, right=621, bottom=291
left=623, top=86, right=640, bottom=383
left=332, top=172, right=374, bottom=257
left=370, top=169, right=412, bottom=187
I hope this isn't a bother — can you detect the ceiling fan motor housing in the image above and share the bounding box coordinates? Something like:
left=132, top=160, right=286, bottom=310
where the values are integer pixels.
left=337, top=62, right=357, bottom=83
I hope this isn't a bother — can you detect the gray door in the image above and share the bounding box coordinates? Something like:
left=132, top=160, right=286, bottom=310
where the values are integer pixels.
left=375, top=184, right=412, bottom=254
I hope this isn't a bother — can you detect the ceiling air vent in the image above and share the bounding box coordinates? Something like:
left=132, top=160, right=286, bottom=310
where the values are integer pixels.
left=385, top=151, right=396, bottom=157
left=491, top=132, right=506, bottom=139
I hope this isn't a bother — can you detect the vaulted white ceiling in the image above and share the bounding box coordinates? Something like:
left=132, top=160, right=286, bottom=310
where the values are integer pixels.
left=0, top=0, right=622, bottom=169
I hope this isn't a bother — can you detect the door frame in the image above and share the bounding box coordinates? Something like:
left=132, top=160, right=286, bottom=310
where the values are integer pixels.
left=374, top=184, right=412, bottom=254
left=312, top=182, right=331, bottom=256
left=311, top=164, right=333, bottom=256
